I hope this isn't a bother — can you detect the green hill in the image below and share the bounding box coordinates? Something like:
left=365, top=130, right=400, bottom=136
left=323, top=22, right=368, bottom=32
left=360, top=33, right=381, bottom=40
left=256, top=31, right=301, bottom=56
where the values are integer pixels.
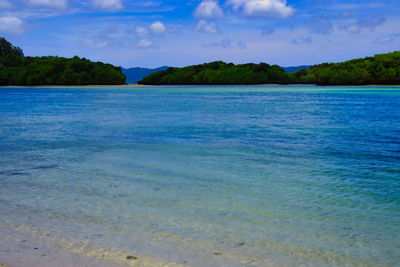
left=139, top=52, right=400, bottom=86
left=290, top=51, right=400, bottom=85
left=0, top=37, right=126, bottom=86
left=138, top=61, right=288, bottom=85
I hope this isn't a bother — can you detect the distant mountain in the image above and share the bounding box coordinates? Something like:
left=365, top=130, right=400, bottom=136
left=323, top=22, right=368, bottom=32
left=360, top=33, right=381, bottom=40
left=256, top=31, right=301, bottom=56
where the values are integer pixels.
left=281, top=65, right=312, bottom=73
left=121, top=66, right=169, bottom=84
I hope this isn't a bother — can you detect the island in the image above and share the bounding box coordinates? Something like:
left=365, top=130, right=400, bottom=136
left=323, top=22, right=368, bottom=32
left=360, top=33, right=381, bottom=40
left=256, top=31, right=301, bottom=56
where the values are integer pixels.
left=139, top=51, right=400, bottom=86
left=138, top=61, right=289, bottom=85
left=0, top=37, right=126, bottom=86
left=291, top=51, right=400, bottom=85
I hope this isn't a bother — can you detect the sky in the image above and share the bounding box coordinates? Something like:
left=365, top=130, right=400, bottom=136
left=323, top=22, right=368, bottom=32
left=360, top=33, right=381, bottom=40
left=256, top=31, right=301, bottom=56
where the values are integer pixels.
left=1, top=0, right=400, bottom=68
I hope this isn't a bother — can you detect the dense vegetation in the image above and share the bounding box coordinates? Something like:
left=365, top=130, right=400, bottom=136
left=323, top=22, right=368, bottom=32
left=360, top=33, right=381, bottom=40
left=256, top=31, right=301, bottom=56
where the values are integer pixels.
left=0, top=38, right=24, bottom=57
left=0, top=37, right=126, bottom=86
left=139, top=52, right=400, bottom=86
left=2, top=36, right=399, bottom=86
left=139, top=61, right=289, bottom=85
left=291, top=51, right=400, bottom=85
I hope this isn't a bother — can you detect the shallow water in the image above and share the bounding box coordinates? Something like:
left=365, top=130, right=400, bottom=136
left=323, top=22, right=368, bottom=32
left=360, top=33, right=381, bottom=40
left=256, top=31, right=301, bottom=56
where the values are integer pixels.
left=0, top=85, right=399, bottom=266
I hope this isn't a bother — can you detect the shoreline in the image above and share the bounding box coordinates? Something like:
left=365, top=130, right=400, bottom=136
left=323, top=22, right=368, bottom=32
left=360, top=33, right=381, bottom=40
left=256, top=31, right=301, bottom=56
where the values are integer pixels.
left=1, top=84, right=400, bottom=88
left=0, top=84, right=150, bottom=88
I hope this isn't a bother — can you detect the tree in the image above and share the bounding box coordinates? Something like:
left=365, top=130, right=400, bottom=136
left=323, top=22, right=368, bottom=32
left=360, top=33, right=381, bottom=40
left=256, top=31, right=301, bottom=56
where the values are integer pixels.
left=0, top=37, right=24, bottom=57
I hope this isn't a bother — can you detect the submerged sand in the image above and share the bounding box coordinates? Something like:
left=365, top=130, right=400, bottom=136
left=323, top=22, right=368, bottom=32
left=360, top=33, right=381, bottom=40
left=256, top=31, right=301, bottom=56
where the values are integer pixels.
left=0, top=225, right=186, bottom=267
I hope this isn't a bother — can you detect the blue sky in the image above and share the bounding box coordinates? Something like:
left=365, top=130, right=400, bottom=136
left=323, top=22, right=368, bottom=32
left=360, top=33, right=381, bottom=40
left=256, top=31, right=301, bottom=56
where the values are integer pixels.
left=1, top=0, right=400, bottom=68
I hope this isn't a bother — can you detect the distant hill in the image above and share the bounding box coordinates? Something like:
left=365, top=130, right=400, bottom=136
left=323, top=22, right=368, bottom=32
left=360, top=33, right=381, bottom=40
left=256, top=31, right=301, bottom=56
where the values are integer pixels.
left=125, top=65, right=307, bottom=84
left=121, top=66, right=169, bottom=84
left=139, top=52, right=400, bottom=86
left=0, top=37, right=126, bottom=86
left=281, top=65, right=312, bottom=73
left=138, top=61, right=288, bottom=85
left=292, top=51, right=400, bottom=85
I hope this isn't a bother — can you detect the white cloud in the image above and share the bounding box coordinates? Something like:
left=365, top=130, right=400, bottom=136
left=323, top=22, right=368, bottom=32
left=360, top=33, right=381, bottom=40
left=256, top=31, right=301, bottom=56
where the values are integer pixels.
left=227, top=0, right=295, bottom=19
left=0, top=0, right=12, bottom=9
left=27, top=0, right=67, bottom=8
left=135, top=26, right=148, bottom=38
left=149, top=21, right=166, bottom=35
left=134, top=22, right=166, bottom=38
left=92, top=0, right=123, bottom=11
left=0, top=16, right=25, bottom=34
left=137, top=38, right=156, bottom=49
left=196, top=20, right=219, bottom=33
left=194, top=0, right=224, bottom=19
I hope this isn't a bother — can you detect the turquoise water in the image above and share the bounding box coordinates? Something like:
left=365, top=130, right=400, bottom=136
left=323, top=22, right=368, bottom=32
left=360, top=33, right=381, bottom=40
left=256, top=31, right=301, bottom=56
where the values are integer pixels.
left=0, top=85, right=399, bottom=266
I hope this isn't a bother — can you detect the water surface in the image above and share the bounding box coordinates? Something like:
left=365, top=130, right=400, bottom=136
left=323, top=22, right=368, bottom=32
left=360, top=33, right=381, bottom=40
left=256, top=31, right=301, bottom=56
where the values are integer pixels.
left=0, top=85, right=399, bottom=266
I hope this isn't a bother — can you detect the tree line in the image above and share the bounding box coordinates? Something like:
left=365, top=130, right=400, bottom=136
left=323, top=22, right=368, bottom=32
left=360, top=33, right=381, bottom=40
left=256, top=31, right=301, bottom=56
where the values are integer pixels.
left=291, top=52, right=400, bottom=85
left=139, top=52, right=400, bottom=86
left=2, top=36, right=399, bottom=86
left=139, top=61, right=288, bottom=85
left=0, top=37, right=126, bottom=86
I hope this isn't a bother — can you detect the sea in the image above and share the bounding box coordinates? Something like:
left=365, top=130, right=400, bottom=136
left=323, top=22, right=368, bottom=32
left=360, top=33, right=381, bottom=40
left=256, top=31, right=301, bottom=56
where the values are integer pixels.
left=0, top=85, right=399, bottom=266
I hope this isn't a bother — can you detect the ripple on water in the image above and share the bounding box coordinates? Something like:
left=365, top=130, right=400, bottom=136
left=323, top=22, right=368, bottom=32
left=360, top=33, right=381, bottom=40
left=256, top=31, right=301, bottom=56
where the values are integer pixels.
left=0, top=85, right=399, bottom=266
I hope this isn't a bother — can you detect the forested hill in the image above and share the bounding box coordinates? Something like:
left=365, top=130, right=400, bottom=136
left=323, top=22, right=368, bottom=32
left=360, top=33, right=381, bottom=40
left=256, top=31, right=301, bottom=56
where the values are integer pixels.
left=138, top=61, right=289, bottom=85
left=0, top=37, right=126, bottom=86
left=292, top=51, right=400, bottom=85
left=139, top=52, right=400, bottom=85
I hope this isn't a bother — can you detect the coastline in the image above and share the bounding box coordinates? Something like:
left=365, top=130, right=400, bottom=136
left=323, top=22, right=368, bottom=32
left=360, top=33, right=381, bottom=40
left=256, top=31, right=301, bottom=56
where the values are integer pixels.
left=1, top=84, right=400, bottom=88
left=0, top=84, right=150, bottom=88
